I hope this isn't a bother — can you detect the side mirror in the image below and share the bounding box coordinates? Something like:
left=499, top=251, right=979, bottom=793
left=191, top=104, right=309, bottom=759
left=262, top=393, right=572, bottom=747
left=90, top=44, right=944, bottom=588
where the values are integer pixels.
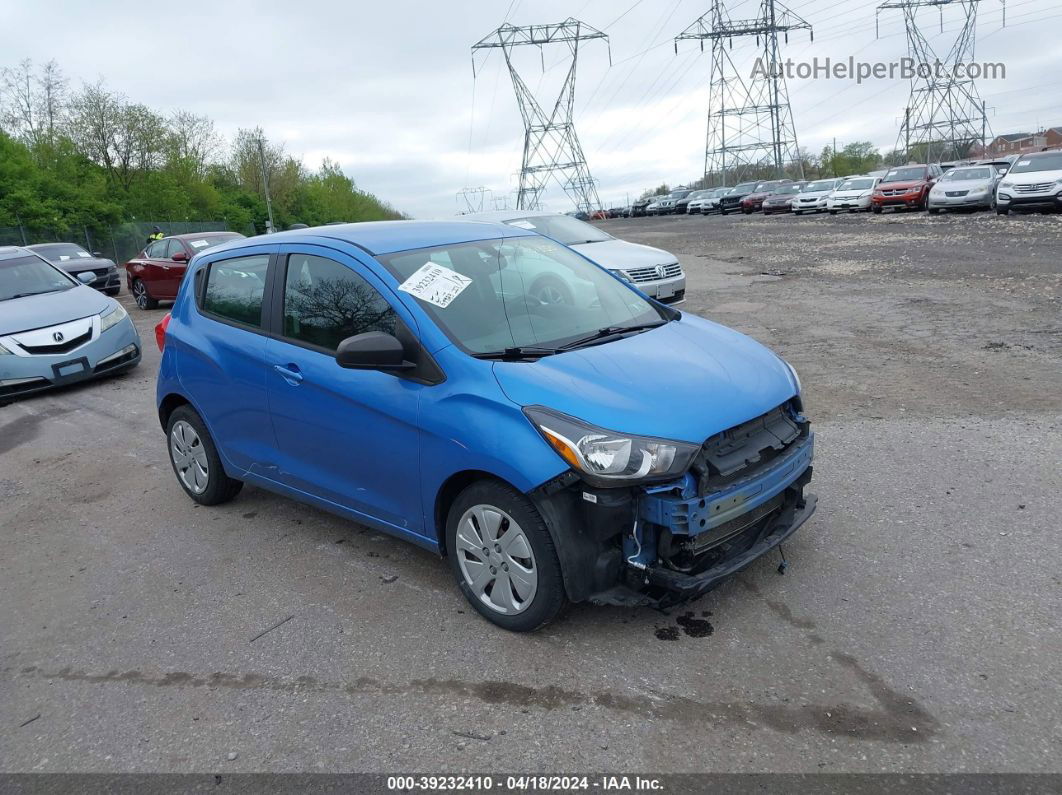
left=76, top=272, right=95, bottom=284
left=92, top=251, right=103, bottom=258
left=336, top=332, right=413, bottom=371
left=171, top=251, right=189, bottom=263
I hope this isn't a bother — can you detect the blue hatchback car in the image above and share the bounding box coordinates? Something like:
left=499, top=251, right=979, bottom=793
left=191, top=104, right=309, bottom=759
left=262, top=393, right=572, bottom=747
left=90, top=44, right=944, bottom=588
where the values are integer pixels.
left=155, top=221, right=815, bottom=631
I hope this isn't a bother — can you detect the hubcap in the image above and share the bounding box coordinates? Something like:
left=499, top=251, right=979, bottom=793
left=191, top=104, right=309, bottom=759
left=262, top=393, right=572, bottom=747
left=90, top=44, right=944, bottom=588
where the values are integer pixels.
left=455, top=504, right=537, bottom=615
left=170, top=420, right=209, bottom=494
left=536, top=285, right=566, bottom=305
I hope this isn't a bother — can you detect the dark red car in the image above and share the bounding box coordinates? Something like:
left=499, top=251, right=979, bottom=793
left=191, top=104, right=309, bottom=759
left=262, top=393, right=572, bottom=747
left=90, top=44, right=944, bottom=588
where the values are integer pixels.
left=871, top=164, right=944, bottom=213
left=125, top=232, right=245, bottom=309
left=740, top=180, right=791, bottom=214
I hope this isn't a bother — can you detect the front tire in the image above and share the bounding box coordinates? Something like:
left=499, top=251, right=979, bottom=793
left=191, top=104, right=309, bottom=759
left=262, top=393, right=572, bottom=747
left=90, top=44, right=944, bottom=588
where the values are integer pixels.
left=996, top=206, right=1010, bottom=215
left=166, top=405, right=243, bottom=506
left=872, top=206, right=883, bottom=215
left=446, top=481, right=567, bottom=632
left=132, top=279, right=158, bottom=310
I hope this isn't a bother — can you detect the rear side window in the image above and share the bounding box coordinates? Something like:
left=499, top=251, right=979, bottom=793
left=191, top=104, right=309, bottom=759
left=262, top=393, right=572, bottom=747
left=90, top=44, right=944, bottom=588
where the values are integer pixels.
left=146, top=240, right=167, bottom=258
left=281, top=254, right=396, bottom=352
left=201, top=255, right=270, bottom=327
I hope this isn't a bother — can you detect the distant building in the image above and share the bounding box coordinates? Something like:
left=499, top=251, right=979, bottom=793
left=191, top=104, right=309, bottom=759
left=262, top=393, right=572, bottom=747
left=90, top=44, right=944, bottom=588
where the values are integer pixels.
left=978, top=127, right=1062, bottom=157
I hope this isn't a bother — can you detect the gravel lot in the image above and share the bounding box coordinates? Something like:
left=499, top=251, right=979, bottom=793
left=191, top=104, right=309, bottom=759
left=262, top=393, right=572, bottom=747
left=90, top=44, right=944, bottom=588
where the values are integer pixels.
left=2, top=210, right=1060, bottom=774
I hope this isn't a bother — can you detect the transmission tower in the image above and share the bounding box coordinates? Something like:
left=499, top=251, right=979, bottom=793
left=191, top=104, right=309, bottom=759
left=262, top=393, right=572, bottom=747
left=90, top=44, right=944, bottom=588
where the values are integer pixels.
left=676, top=0, right=812, bottom=186
left=456, top=186, right=492, bottom=215
left=472, top=18, right=609, bottom=213
left=878, top=0, right=1002, bottom=163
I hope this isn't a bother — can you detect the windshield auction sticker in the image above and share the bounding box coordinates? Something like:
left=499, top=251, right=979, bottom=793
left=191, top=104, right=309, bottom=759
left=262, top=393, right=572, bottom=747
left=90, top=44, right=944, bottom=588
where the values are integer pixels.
left=398, top=262, right=472, bottom=308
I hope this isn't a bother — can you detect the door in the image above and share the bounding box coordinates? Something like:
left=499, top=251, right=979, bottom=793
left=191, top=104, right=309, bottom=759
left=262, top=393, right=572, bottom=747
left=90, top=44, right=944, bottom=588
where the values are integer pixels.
left=129, top=239, right=169, bottom=298
left=265, top=246, right=425, bottom=533
left=179, top=251, right=277, bottom=473
left=157, top=239, right=188, bottom=299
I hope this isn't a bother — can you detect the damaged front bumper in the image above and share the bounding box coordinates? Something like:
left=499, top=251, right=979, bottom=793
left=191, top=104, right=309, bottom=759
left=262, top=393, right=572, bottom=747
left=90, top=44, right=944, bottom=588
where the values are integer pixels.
left=531, top=404, right=816, bottom=608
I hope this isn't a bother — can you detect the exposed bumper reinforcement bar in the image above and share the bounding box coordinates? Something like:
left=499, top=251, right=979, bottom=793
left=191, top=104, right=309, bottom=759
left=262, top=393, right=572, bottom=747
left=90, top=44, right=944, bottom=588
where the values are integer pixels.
left=646, top=492, right=817, bottom=600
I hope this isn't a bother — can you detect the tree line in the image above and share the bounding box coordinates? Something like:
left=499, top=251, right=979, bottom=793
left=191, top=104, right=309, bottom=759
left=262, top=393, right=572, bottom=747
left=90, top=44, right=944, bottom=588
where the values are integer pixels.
left=636, top=140, right=925, bottom=199
left=0, top=59, right=404, bottom=240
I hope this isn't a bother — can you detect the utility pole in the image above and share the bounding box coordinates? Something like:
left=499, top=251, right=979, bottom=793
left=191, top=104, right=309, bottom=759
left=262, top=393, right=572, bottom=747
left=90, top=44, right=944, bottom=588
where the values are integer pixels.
left=256, top=136, right=276, bottom=234
left=456, top=186, right=492, bottom=215
left=472, top=18, right=609, bottom=214
left=676, top=0, right=812, bottom=186
left=877, top=0, right=1004, bottom=163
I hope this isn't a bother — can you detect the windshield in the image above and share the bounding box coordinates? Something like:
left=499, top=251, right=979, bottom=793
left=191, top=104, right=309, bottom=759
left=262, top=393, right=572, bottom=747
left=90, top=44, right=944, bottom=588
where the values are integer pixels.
left=0, top=254, right=76, bottom=301
left=838, top=179, right=874, bottom=191
left=882, top=166, right=927, bottom=182
left=944, top=167, right=992, bottom=181
left=380, top=236, right=665, bottom=355
left=669, top=190, right=692, bottom=199
left=505, top=215, right=611, bottom=246
left=689, top=190, right=711, bottom=199
left=734, top=183, right=757, bottom=193
left=805, top=180, right=837, bottom=192
left=186, top=233, right=243, bottom=252
left=28, top=243, right=94, bottom=262
left=1010, top=153, right=1062, bottom=173
left=773, top=185, right=801, bottom=195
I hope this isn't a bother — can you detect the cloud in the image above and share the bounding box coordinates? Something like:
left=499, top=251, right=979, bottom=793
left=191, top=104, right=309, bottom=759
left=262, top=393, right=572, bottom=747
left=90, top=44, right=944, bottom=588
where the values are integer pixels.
left=3, top=0, right=1057, bottom=217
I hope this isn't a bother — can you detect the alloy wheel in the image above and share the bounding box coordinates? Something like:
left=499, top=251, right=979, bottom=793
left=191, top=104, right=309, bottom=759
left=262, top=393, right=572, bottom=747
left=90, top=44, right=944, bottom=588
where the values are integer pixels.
left=454, top=504, right=538, bottom=615
left=133, top=281, right=149, bottom=309
left=170, top=420, right=209, bottom=494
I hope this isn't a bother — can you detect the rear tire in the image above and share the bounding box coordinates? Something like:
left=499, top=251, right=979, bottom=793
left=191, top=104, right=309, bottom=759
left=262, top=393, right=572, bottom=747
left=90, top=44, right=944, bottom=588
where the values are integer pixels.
left=446, top=480, right=567, bottom=632
left=132, top=279, right=158, bottom=310
left=166, top=405, right=243, bottom=506
left=106, top=287, right=121, bottom=297
left=872, top=206, right=883, bottom=215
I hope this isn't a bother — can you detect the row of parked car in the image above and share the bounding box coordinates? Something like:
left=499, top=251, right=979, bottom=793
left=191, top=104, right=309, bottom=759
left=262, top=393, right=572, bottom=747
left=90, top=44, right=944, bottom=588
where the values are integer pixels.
left=613, top=150, right=1062, bottom=219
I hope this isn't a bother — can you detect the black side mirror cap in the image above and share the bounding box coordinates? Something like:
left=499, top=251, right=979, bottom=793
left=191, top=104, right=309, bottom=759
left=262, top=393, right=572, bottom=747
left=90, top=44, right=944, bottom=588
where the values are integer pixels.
left=336, top=331, right=415, bottom=371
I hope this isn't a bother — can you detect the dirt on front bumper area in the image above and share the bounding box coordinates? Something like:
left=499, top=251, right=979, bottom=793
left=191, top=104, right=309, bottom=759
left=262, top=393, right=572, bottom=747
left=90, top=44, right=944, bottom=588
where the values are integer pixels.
left=600, top=211, right=1062, bottom=422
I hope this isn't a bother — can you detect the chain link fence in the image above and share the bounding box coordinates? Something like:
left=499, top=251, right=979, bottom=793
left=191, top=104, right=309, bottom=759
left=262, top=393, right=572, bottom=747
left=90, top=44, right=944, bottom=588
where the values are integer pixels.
left=0, top=221, right=256, bottom=265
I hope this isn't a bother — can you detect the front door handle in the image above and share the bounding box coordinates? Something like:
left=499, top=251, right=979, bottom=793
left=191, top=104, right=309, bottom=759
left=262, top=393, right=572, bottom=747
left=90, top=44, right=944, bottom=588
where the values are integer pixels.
left=273, top=364, right=303, bottom=385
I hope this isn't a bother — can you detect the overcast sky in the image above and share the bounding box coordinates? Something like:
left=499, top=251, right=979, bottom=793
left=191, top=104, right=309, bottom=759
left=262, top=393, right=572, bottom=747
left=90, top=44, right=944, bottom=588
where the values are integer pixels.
left=3, top=0, right=1059, bottom=217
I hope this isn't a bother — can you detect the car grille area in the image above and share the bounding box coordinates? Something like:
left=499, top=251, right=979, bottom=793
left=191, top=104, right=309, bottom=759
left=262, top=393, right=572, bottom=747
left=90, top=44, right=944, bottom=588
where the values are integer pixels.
left=19, top=328, right=93, bottom=355
left=625, top=263, right=683, bottom=283
left=1013, top=183, right=1055, bottom=193
left=691, top=401, right=808, bottom=496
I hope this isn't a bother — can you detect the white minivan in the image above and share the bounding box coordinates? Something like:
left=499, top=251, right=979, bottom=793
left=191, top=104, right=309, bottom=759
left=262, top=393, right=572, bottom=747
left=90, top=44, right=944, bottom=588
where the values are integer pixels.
left=996, top=151, right=1062, bottom=215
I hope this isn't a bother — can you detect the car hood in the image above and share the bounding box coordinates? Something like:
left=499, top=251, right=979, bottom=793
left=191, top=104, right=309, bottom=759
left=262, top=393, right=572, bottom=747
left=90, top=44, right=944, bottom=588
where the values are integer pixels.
left=935, top=179, right=993, bottom=191
left=569, top=239, right=677, bottom=270
left=492, top=315, right=797, bottom=444
left=764, top=195, right=796, bottom=203
left=797, top=190, right=832, bottom=198
left=877, top=180, right=927, bottom=191
left=54, top=256, right=116, bottom=272
left=745, top=193, right=770, bottom=201
left=0, top=285, right=111, bottom=335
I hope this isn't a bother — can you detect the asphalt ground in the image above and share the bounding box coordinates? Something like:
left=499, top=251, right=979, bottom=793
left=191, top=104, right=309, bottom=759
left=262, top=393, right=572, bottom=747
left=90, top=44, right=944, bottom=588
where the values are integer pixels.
left=1, top=208, right=1060, bottom=774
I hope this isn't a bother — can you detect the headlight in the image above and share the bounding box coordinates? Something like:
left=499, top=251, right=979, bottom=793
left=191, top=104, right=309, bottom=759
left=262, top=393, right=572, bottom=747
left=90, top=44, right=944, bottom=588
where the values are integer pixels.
left=1000, top=181, right=1013, bottom=189
left=524, top=406, right=699, bottom=486
left=784, top=359, right=801, bottom=394
left=859, top=191, right=872, bottom=198
left=100, top=303, right=128, bottom=332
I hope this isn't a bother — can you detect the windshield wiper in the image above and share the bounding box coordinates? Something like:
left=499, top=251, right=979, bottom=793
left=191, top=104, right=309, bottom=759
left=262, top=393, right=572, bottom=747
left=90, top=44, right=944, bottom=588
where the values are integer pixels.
left=558, top=320, right=668, bottom=351
left=472, top=346, right=560, bottom=361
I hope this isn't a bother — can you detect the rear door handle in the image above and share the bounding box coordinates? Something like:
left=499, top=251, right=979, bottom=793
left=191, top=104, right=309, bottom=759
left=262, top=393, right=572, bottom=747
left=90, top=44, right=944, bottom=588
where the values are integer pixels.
left=273, top=364, right=303, bottom=385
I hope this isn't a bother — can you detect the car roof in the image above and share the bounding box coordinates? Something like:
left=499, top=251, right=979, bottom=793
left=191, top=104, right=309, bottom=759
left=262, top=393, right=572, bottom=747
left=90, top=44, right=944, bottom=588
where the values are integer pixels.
left=167, top=231, right=245, bottom=242
left=26, top=242, right=84, bottom=250
left=211, top=220, right=537, bottom=258
left=0, top=245, right=38, bottom=261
